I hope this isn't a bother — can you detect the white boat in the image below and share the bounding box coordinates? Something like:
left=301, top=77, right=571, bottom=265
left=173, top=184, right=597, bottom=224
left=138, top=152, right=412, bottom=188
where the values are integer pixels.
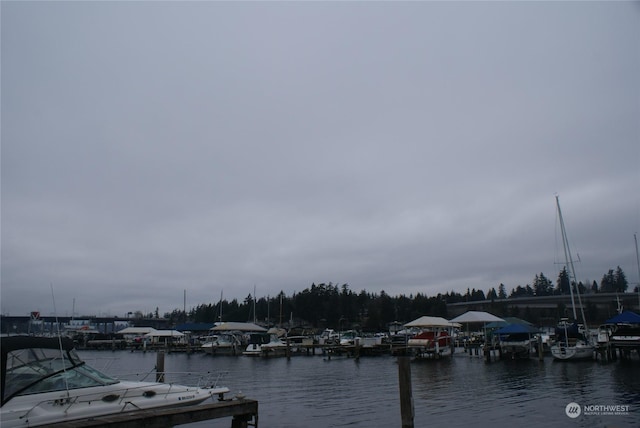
left=552, top=319, right=595, bottom=360
left=318, top=329, right=339, bottom=345
left=201, top=333, right=242, bottom=356
left=242, top=333, right=287, bottom=357
left=550, top=196, right=595, bottom=361
left=0, top=336, right=230, bottom=428
left=338, top=330, right=361, bottom=346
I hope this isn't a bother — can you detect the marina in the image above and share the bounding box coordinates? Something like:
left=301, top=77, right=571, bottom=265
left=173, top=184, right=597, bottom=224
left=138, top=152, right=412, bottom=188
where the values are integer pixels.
left=2, top=308, right=639, bottom=427
left=74, top=346, right=639, bottom=428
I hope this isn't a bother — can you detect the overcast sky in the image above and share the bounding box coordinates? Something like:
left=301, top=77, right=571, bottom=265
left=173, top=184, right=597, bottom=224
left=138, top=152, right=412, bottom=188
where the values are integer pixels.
left=2, top=1, right=639, bottom=318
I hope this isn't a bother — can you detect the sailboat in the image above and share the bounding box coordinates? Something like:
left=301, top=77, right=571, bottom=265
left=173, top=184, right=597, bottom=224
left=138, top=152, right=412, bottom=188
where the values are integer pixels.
left=550, top=195, right=595, bottom=361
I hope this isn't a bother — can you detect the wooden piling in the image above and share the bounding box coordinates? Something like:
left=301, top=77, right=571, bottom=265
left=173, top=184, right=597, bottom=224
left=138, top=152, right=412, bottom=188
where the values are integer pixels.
left=398, top=356, right=414, bottom=428
left=156, top=350, right=165, bottom=383
left=537, top=335, right=544, bottom=361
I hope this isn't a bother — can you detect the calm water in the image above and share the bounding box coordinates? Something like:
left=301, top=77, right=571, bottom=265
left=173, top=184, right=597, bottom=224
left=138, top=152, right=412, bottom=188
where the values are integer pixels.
left=79, top=350, right=640, bottom=428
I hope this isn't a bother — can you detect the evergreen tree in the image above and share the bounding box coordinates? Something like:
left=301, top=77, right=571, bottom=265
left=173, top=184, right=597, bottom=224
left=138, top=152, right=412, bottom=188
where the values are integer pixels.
left=498, top=283, right=507, bottom=299
left=534, top=273, right=553, bottom=296
left=613, top=266, right=628, bottom=292
left=600, top=269, right=615, bottom=293
left=556, top=267, right=570, bottom=295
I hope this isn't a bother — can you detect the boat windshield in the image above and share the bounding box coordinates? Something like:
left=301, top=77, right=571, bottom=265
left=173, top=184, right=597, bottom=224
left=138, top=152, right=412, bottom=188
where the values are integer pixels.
left=4, top=345, right=119, bottom=400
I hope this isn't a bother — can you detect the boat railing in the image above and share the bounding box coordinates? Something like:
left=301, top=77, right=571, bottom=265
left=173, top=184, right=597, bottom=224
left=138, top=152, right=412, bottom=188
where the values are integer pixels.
left=17, top=374, right=229, bottom=422
left=116, top=370, right=229, bottom=389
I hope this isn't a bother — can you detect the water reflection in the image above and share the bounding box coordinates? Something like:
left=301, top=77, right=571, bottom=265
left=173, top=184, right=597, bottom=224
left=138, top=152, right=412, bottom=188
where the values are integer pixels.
left=78, top=351, right=638, bottom=428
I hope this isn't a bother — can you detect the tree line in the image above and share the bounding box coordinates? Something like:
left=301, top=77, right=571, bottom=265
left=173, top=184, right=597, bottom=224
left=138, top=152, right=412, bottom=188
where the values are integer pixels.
left=159, top=266, right=634, bottom=330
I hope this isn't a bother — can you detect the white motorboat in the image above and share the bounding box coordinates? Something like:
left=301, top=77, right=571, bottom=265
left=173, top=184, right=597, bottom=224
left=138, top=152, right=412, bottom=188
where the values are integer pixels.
left=318, top=329, right=339, bottom=345
left=338, top=330, right=362, bottom=346
left=243, top=333, right=287, bottom=357
left=201, top=333, right=242, bottom=356
left=1, top=336, right=229, bottom=427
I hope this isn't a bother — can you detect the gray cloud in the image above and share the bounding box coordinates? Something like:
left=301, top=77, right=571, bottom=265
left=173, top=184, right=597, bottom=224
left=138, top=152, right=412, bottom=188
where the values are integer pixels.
left=2, top=2, right=639, bottom=317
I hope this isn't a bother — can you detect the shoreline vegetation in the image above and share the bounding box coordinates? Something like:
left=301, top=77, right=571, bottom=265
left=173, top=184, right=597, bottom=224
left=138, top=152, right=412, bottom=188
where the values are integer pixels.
left=3, top=265, right=637, bottom=331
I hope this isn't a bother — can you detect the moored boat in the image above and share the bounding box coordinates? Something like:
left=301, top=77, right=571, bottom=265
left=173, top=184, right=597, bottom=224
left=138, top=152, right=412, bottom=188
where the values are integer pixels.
left=201, top=333, right=242, bottom=356
left=243, top=333, right=287, bottom=357
left=549, top=196, right=595, bottom=361
left=0, top=336, right=229, bottom=428
left=405, top=316, right=457, bottom=359
left=600, top=311, right=640, bottom=357
left=408, top=330, right=453, bottom=358
left=551, top=319, right=594, bottom=360
left=495, top=323, right=540, bottom=359
left=338, top=330, right=362, bottom=346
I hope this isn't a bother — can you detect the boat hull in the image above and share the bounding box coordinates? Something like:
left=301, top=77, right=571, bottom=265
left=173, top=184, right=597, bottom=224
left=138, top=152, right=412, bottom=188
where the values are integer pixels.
left=203, top=344, right=240, bottom=356
left=243, top=343, right=288, bottom=357
left=500, top=340, right=533, bottom=359
left=0, top=381, right=229, bottom=428
left=551, top=344, right=594, bottom=360
left=407, top=330, right=453, bottom=359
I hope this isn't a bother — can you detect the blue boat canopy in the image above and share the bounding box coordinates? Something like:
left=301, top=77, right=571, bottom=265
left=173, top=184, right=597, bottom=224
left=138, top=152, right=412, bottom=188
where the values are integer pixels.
left=604, top=311, right=640, bottom=324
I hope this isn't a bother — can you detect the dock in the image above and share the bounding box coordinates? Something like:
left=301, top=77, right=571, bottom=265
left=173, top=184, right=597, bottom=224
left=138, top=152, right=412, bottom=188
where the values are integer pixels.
left=37, top=398, right=258, bottom=428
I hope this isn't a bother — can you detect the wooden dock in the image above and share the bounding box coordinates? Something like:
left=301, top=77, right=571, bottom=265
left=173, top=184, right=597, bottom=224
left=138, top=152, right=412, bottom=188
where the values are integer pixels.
left=37, top=398, right=258, bottom=428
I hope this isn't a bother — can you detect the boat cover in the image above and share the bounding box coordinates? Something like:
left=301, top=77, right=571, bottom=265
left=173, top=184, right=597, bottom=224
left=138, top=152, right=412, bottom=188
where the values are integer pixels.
left=605, top=311, right=640, bottom=324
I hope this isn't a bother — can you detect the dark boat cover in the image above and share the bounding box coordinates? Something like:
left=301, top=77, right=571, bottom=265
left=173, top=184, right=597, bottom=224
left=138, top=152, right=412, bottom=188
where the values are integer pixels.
left=605, top=311, right=640, bottom=324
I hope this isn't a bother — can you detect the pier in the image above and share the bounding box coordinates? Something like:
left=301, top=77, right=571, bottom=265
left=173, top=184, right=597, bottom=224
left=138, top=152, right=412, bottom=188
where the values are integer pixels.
left=37, top=398, right=259, bottom=428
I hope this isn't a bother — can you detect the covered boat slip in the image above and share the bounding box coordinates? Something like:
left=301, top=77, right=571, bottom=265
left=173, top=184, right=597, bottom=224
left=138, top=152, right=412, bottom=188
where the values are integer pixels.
left=402, top=311, right=550, bottom=361
left=404, top=316, right=460, bottom=359
left=494, top=323, right=540, bottom=360
left=596, top=311, right=640, bottom=361
left=449, top=311, right=505, bottom=360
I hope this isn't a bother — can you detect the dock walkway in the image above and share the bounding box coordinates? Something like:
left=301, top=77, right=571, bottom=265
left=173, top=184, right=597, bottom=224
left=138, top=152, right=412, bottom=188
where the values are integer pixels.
left=37, top=398, right=258, bottom=428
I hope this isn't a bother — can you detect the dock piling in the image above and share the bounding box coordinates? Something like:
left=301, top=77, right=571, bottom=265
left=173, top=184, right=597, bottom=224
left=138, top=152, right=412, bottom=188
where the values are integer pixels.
left=398, top=356, right=414, bottom=428
left=156, top=351, right=165, bottom=383
left=537, top=336, right=544, bottom=361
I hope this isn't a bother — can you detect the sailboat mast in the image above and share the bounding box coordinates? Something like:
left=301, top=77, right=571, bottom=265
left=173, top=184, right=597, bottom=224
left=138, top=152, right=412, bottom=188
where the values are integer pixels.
left=219, top=290, right=223, bottom=323
left=634, top=233, right=640, bottom=310
left=556, top=195, right=578, bottom=320
left=556, top=196, right=589, bottom=328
